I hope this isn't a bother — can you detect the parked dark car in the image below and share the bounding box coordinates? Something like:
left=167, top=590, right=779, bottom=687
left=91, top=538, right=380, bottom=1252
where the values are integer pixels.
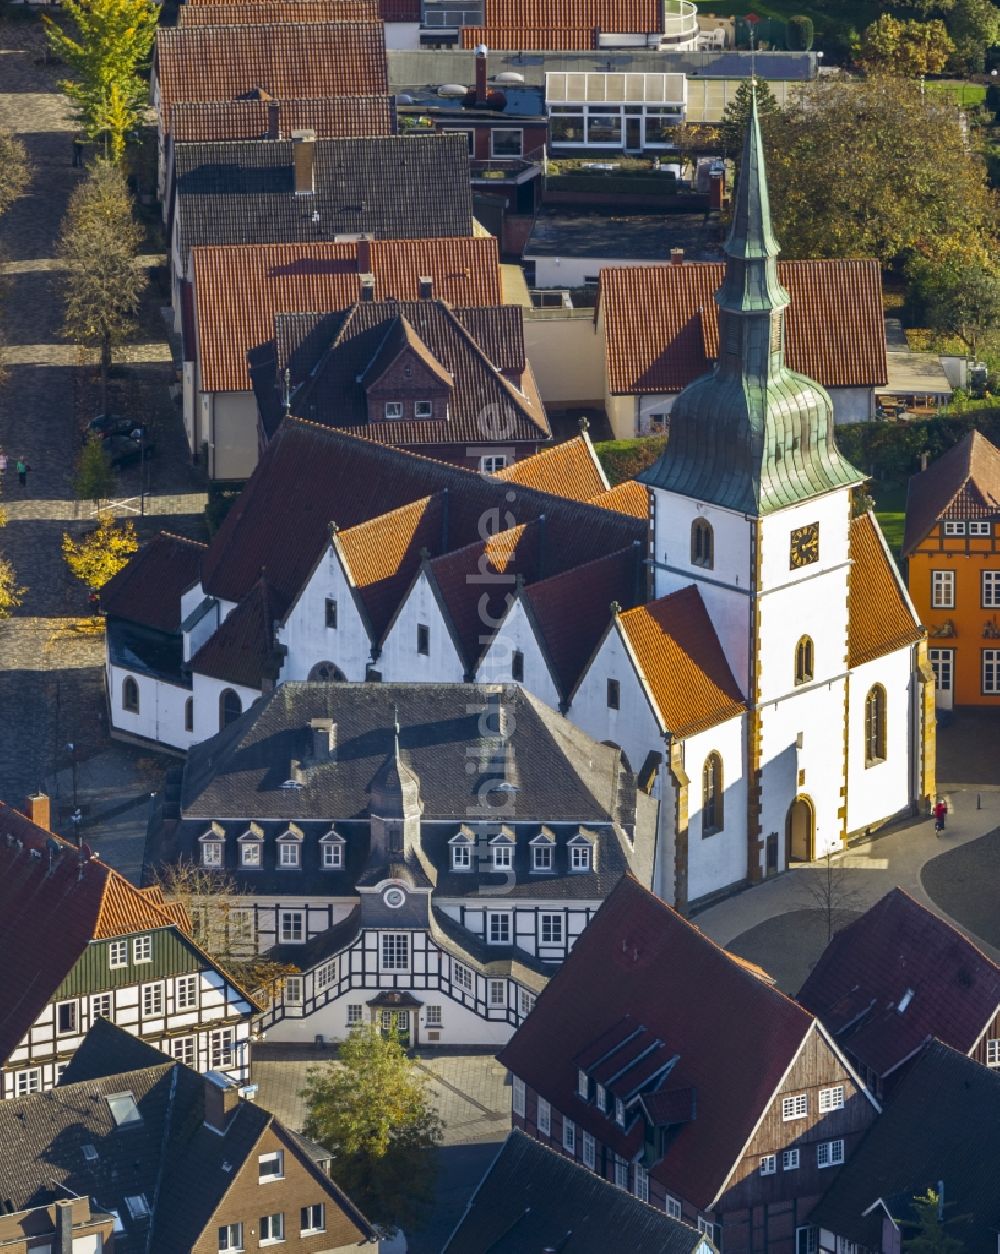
left=85, top=414, right=140, bottom=441
left=106, top=432, right=156, bottom=468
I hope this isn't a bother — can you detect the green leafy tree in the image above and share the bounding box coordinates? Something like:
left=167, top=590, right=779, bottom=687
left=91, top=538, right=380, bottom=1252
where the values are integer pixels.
left=301, top=1026, right=443, bottom=1235
left=720, top=78, right=781, bottom=164
left=945, top=0, right=1000, bottom=73
left=902, top=1189, right=965, bottom=1254
left=74, top=434, right=117, bottom=506
left=58, top=160, right=146, bottom=415
left=910, top=253, right=1000, bottom=358
left=0, top=555, right=25, bottom=621
left=858, top=15, right=956, bottom=74
left=0, top=132, right=30, bottom=221
left=43, top=0, right=158, bottom=162
left=765, top=76, right=1000, bottom=269
left=787, top=15, right=814, bottom=50
left=62, top=512, right=138, bottom=595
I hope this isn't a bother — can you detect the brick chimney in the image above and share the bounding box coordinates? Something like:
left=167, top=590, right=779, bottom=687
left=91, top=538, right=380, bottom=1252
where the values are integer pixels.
left=709, top=171, right=723, bottom=211
left=310, top=717, right=337, bottom=762
left=267, top=101, right=281, bottom=139
left=291, top=128, right=316, bottom=195
left=670, top=248, right=684, bottom=265
left=419, top=275, right=433, bottom=300
left=474, top=43, right=489, bottom=107
left=25, top=792, right=50, bottom=832
left=356, top=236, right=373, bottom=274
left=203, top=1070, right=240, bottom=1133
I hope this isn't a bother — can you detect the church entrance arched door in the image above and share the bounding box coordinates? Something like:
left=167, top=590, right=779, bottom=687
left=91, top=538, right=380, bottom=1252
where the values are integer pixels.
left=786, top=796, right=814, bottom=864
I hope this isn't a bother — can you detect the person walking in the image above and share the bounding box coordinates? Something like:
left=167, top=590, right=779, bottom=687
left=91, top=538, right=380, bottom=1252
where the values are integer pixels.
left=0, top=448, right=7, bottom=487
left=933, top=797, right=948, bottom=833
left=16, top=457, right=30, bottom=488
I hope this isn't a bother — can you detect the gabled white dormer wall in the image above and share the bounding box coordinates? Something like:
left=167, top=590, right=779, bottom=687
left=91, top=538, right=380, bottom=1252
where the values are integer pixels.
left=649, top=488, right=754, bottom=696
left=183, top=599, right=220, bottom=664
left=180, top=581, right=207, bottom=623
left=475, top=599, right=562, bottom=712
left=568, top=622, right=663, bottom=787
left=278, top=543, right=373, bottom=683
left=377, top=570, right=464, bottom=683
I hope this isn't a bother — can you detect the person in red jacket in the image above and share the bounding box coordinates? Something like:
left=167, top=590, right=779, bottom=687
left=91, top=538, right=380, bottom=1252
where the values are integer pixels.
left=934, top=798, right=948, bottom=833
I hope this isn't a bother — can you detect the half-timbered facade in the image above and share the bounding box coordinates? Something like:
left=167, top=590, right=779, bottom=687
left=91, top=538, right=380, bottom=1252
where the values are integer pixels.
left=145, top=682, right=657, bottom=1047
left=0, top=797, right=256, bottom=1099
left=499, top=876, right=881, bottom=1254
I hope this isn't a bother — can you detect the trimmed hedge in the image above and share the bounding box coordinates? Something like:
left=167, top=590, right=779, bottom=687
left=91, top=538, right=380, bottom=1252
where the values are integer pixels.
left=545, top=172, right=677, bottom=197
left=787, top=14, right=814, bottom=50
left=594, top=437, right=667, bottom=485
left=838, top=412, right=1000, bottom=486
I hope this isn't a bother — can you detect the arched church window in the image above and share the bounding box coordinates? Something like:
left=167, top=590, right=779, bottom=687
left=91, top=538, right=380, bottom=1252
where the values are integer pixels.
left=308, top=661, right=347, bottom=682
left=702, top=753, right=723, bottom=835
left=219, top=688, right=242, bottom=730
left=865, top=685, right=887, bottom=766
left=122, top=675, right=139, bottom=714
left=795, top=636, right=814, bottom=686
left=691, top=518, right=714, bottom=570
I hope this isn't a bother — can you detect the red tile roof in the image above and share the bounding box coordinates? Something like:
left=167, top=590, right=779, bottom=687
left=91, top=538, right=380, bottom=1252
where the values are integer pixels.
left=377, top=0, right=420, bottom=15
left=797, top=888, right=1000, bottom=1081
left=100, top=531, right=206, bottom=632
left=497, top=434, right=608, bottom=503
left=191, top=237, right=502, bottom=393
left=0, top=803, right=198, bottom=1065
left=170, top=95, right=395, bottom=143
left=591, top=480, right=649, bottom=520
left=902, top=430, right=1000, bottom=556
left=498, top=875, right=814, bottom=1210
left=177, top=1, right=375, bottom=23
left=460, top=26, right=600, bottom=48
left=601, top=260, right=887, bottom=395
left=849, top=513, right=922, bottom=666
left=523, top=545, right=644, bottom=699
left=617, top=588, right=745, bottom=737
left=155, top=23, right=388, bottom=120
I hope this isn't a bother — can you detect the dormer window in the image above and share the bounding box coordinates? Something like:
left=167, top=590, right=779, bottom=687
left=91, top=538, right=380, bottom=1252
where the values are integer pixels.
left=532, top=843, right=553, bottom=872
left=493, top=845, right=512, bottom=870
left=238, top=825, right=263, bottom=868
left=578, top=1070, right=590, bottom=1101
left=615, top=1097, right=626, bottom=1127
left=595, top=1083, right=606, bottom=1112
left=277, top=826, right=303, bottom=869
left=320, top=829, right=345, bottom=869
left=384, top=401, right=403, bottom=420
left=568, top=833, right=594, bottom=873
left=199, top=826, right=224, bottom=868
left=450, top=833, right=474, bottom=871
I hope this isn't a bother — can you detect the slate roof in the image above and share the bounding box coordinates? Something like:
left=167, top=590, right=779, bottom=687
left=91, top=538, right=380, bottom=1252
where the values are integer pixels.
left=0, top=1020, right=372, bottom=1254
left=498, top=875, right=816, bottom=1211
left=797, top=888, right=1000, bottom=1082
left=100, top=531, right=205, bottom=632
left=0, top=802, right=198, bottom=1066
left=902, top=429, right=1000, bottom=556
left=191, top=236, right=501, bottom=393
left=269, top=299, right=549, bottom=447
left=614, top=588, right=745, bottom=737
left=601, top=260, right=888, bottom=396
left=170, top=94, right=395, bottom=143
left=445, top=1129, right=707, bottom=1254
left=848, top=513, right=922, bottom=666
left=190, top=577, right=281, bottom=688
left=197, top=419, right=644, bottom=618
left=173, top=133, right=474, bottom=260
left=156, top=23, right=388, bottom=121
left=497, top=432, right=608, bottom=502
left=177, top=0, right=377, bottom=24
left=809, top=1041, right=1000, bottom=1254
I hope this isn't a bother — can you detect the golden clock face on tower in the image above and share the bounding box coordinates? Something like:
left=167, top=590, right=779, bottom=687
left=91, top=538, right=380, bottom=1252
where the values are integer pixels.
left=789, top=523, right=820, bottom=569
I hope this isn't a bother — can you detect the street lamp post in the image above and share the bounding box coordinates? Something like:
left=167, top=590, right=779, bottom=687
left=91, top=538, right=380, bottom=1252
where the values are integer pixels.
left=65, top=742, right=78, bottom=814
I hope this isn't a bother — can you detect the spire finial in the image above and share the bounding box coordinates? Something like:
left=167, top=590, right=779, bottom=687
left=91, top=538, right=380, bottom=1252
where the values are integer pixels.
left=282, top=367, right=292, bottom=417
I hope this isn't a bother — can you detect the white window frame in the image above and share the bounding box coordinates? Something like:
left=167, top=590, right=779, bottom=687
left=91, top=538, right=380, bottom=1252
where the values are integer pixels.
left=665, top=1195, right=682, bottom=1219
left=782, top=1093, right=808, bottom=1121
left=539, top=913, right=564, bottom=945
left=512, top=1075, right=525, bottom=1116
left=595, top=1082, right=606, bottom=1112
left=346, top=1004, right=363, bottom=1027
left=492, top=843, right=513, bottom=870
left=537, top=1096, right=551, bottom=1135
left=532, top=843, right=553, bottom=872
left=322, top=840, right=344, bottom=869
left=170, top=1035, right=195, bottom=1066
left=480, top=453, right=508, bottom=474
left=818, top=1084, right=845, bottom=1112
left=582, top=1130, right=595, bottom=1169
left=425, top=1004, right=443, bottom=1027
left=142, top=982, right=164, bottom=1018
left=615, top=1096, right=626, bottom=1127
left=488, top=979, right=506, bottom=1007
left=91, top=992, right=112, bottom=1020
left=380, top=932, right=410, bottom=971
left=970, top=520, right=991, bottom=536
left=984, top=571, right=1000, bottom=607
left=230, top=908, right=255, bottom=948
left=929, top=647, right=954, bottom=693
left=931, top=569, right=955, bottom=609
left=453, top=961, right=473, bottom=993
left=175, top=974, right=198, bottom=1011
left=258, top=1149, right=285, bottom=1182
left=986, top=1038, right=1000, bottom=1066
left=240, top=839, right=261, bottom=868
left=783, top=1148, right=800, bottom=1171
left=384, top=401, right=403, bottom=420
left=259, top=1212, right=284, bottom=1245
left=277, top=838, right=301, bottom=868
left=570, top=844, right=591, bottom=872
left=218, top=1223, right=243, bottom=1252
left=451, top=841, right=473, bottom=870
left=284, top=976, right=303, bottom=1009
left=300, top=1203, right=325, bottom=1236
left=614, top=1155, right=628, bottom=1189
left=56, top=999, right=78, bottom=1036
left=16, top=1068, right=41, bottom=1096
left=943, top=520, right=966, bottom=536
left=634, top=1163, right=648, bottom=1201
left=210, top=1027, right=236, bottom=1070
left=279, top=910, right=305, bottom=944
left=985, top=649, right=1000, bottom=694
left=491, top=127, right=524, bottom=157
left=487, top=911, right=512, bottom=945
left=760, top=1154, right=777, bottom=1175
left=414, top=400, right=434, bottom=419
left=109, top=939, right=128, bottom=969
left=563, top=1116, right=576, bottom=1154
left=201, top=840, right=223, bottom=867
left=817, top=1138, right=845, bottom=1168
left=578, top=1069, right=589, bottom=1100
left=132, top=935, right=152, bottom=964
left=518, top=988, right=535, bottom=1016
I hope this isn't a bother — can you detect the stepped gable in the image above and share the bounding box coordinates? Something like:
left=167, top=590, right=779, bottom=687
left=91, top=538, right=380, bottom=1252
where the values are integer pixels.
left=199, top=420, right=645, bottom=620
left=903, top=429, right=1000, bottom=556
left=797, top=887, right=1000, bottom=1081
left=616, top=587, right=746, bottom=736
left=100, top=531, right=206, bottom=633
left=497, top=433, right=608, bottom=503
left=522, top=545, right=645, bottom=700
left=498, top=874, right=813, bottom=1210
left=848, top=512, right=923, bottom=666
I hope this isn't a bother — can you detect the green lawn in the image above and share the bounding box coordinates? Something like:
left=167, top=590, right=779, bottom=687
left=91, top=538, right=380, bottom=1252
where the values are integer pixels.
left=873, top=482, right=907, bottom=556
left=695, top=0, right=876, bottom=27
left=925, top=80, right=987, bottom=108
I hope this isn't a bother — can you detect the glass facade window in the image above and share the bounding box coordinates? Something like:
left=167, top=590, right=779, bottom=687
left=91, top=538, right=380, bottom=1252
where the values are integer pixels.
left=587, top=113, right=622, bottom=145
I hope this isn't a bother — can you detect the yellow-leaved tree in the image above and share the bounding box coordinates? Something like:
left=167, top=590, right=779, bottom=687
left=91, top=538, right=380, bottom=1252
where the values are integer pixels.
left=62, top=513, right=138, bottom=599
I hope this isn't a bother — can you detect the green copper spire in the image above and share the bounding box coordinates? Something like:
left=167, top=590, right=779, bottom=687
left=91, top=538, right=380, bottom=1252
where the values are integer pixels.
left=638, top=87, right=862, bottom=517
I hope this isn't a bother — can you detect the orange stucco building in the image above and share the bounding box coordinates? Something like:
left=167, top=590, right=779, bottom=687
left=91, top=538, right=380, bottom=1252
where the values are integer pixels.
left=904, top=430, right=1000, bottom=709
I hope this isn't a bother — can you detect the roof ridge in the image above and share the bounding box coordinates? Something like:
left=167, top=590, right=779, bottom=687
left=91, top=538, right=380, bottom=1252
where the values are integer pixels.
left=158, top=530, right=209, bottom=550
left=884, top=884, right=1000, bottom=973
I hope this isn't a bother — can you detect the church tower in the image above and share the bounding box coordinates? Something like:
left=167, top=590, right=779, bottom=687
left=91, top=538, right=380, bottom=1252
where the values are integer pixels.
left=639, top=91, right=865, bottom=881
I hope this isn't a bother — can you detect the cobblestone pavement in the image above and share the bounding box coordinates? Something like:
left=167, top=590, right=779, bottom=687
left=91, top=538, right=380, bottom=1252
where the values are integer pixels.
left=0, top=19, right=205, bottom=809
left=252, top=1046, right=510, bottom=1251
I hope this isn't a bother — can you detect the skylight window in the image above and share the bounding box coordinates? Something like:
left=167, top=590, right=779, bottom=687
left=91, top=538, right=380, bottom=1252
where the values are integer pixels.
left=106, top=1092, right=142, bottom=1127
left=125, top=1194, right=150, bottom=1221
left=81, top=1144, right=99, bottom=1163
